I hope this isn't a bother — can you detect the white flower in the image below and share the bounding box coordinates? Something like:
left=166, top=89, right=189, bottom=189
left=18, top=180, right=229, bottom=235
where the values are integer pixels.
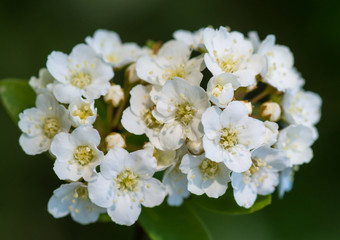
left=180, top=153, right=230, bottom=198
left=278, top=167, right=294, bottom=198
left=263, top=121, right=279, bottom=146
left=203, top=27, right=265, bottom=87
left=231, top=146, right=289, bottom=208
left=257, top=35, right=304, bottom=91
left=68, top=97, right=97, bottom=127
left=136, top=40, right=204, bottom=86
left=144, top=142, right=176, bottom=171
left=51, top=126, right=104, bottom=181
left=85, top=29, right=148, bottom=69
left=88, top=147, right=166, bottom=226
left=282, top=88, right=322, bottom=126
left=18, top=93, right=71, bottom=155
left=153, top=78, right=210, bottom=150
left=260, top=102, right=281, bottom=122
left=104, top=84, right=124, bottom=107
left=29, top=68, right=55, bottom=94
left=162, top=145, right=190, bottom=206
left=275, top=124, right=315, bottom=166
left=106, top=133, right=126, bottom=150
left=206, top=73, right=240, bottom=108
left=173, top=28, right=206, bottom=51
left=202, top=101, right=266, bottom=173
left=121, top=84, right=163, bottom=149
left=48, top=182, right=105, bottom=225
left=47, top=44, right=114, bottom=103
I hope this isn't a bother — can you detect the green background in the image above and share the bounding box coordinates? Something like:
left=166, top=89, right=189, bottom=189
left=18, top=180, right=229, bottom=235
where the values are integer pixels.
left=0, top=0, right=339, bottom=239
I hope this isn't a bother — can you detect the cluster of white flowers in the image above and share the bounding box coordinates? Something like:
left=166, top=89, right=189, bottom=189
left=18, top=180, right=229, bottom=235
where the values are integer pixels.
left=18, top=26, right=322, bottom=226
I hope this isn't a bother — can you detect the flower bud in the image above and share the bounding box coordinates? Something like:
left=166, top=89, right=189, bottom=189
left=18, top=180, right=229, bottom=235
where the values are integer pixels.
left=104, top=84, right=124, bottom=107
left=105, top=133, right=126, bottom=150
left=186, top=138, right=204, bottom=155
left=260, top=102, right=281, bottom=121
left=125, top=63, right=140, bottom=84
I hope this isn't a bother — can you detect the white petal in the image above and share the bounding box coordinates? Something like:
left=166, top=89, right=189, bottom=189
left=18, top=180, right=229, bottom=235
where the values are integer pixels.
left=107, top=194, right=141, bottom=226
left=201, top=106, right=222, bottom=139
left=46, top=51, right=69, bottom=83
left=141, top=178, right=166, bottom=207
left=19, top=134, right=50, bottom=155
left=202, top=136, right=224, bottom=163
left=224, top=145, right=252, bottom=173
left=53, top=83, right=81, bottom=104
left=121, top=107, right=146, bottom=135
left=220, top=101, right=248, bottom=128
left=231, top=172, right=257, bottom=208
left=47, top=195, right=70, bottom=218
left=101, top=147, right=129, bottom=179
left=88, top=174, right=114, bottom=208
left=159, top=124, right=185, bottom=150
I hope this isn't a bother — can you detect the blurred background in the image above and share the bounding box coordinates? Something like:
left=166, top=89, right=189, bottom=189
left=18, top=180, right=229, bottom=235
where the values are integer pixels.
left=0, top=0, right=339, bottom=239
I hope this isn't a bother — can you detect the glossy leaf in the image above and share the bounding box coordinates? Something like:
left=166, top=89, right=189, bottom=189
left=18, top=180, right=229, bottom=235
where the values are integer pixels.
left=190, top=186, right=271, bottom=215
left=0, top=79, right=35, bottom=122
left=139, top=202, right=213, bottom=240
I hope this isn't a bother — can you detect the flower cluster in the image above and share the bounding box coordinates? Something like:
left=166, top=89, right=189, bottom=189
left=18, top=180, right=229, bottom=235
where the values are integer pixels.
left=18, top=26, right=322, bottom=225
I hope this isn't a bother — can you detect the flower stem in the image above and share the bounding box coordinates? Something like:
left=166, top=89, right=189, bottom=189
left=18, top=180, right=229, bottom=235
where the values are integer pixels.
left=250, top=87, right=270, bottom=103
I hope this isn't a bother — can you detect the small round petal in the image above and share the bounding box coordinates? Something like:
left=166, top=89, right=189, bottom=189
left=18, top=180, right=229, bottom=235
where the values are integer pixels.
left=88, top=174, right=115, bottom=208
left=107, top=194, right=141, bottom=226
left=141, top=178, right=167, bottom=207
left=231, top=172, right=257, bottom=208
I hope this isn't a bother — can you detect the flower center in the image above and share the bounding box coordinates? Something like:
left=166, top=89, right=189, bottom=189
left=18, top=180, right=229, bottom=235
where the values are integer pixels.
left=43, top=117, right=60, bottom=138
left=72, top=104, right=94, bottom=124
left=246, top=158, right=267, bottom=176
left=115, top=169, right=139, bottom=192
left=142, top=109, right=163, bottom=129
left=105, top=53, right=120, bottom=64
left=219, top=128, right=239, bottom=150
left=217, top=54, right=244, bottom=73
left=70, top=72, right=92, bottom=89
left=175, top=102, right=197, bottom=126
left=73, top=186, right=89, bottom=200
left=212, top=84, right=224, bottom=97
left=164, top=64, right=186, bottom=80
left=200, top=158, right=219, bottom=179
left=73, top=146, right=95, bottom=166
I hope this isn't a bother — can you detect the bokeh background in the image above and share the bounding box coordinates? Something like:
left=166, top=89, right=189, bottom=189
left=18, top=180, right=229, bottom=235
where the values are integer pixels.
left=0, top=0, right=339, bottom=239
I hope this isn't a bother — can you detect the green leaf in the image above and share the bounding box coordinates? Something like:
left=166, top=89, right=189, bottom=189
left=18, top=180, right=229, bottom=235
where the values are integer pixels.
left=0, top=79, right=35, bottom=123
left=190, top=186, right=271, bottom=215
left=139, top=202, right=213, bottom=240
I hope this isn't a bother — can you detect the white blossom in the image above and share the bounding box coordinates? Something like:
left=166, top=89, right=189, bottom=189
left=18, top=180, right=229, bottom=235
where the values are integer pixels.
left=136, top=40, right=204, bottom=86
left=47, top=44, right=114, bottom=103
left=48, top=182, right=105, bottom=225
left=121, top=84, right=163, bottom=149
left=257, top=35, right=304, bottom=91
left=203, top=27, right=265, bottom=87
left=162, top=145, right=190, bottom=206
left=86, top=29, right=148, bottom=69
left=153, top=78, right=210, bottom=150
left=88, top=147, right=166, bottom=226
left=202, top=101, right=266, bottom=173
left=206, top=73, right=240, bottom=108
left=68, top=97, right=97, bottom=127
left=180, top=153, right=230, bottom=198
left=282, top=88, right=322, bottom=126
left=29, top=68, right=55, bottom=94
left=231, top=146, right=289, bottom=208
left=51, top=126, right=104, bottom=181
left=18, top=93, right=71, bottom=155
left=275, top=124, right=315, bottom=166
left=173, top=28, right=206, bottom=51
